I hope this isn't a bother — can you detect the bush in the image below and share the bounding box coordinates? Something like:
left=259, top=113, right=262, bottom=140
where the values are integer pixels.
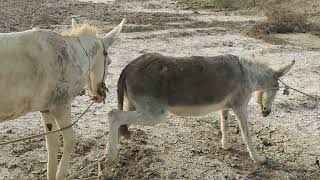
left=250, top=8, right=312, bottom=35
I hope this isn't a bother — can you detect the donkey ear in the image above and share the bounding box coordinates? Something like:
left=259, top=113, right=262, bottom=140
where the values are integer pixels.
left=102, top=18, right=126, bottom=48
left=71, top=18, right=78, bottom=29
left=275, top=60, right=295, bottom=77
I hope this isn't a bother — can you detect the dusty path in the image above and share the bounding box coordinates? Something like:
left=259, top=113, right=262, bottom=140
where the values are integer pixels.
left=0, top=0, right=319, bottom=179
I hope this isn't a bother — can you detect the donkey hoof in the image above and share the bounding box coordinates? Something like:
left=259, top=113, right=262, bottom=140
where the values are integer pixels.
left=104, top=148, right=117, bottom=161
left=221, top=141, right=231, bottom=150
left=103, top=155, right=117, bottom=166
left=253, top=156, right=267, bottom=164
left=56, top=172, right=67, bottom=180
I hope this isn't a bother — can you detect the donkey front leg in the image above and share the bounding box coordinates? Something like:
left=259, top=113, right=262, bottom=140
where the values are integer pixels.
left=51, top=105, right=75, bottom=180
left=106, top=107, right=167, bottom=161
left=220, top=109, right=231, bottom=149
left=41, top=111, right=59, bottom=180
left=232, top=106, right=266, bottom=163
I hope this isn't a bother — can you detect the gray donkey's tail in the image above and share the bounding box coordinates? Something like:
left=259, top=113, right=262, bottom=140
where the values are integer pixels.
left=117, top=68, right=131, bottom=138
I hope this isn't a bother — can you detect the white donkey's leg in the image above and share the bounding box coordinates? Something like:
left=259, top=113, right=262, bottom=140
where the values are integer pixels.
left=105, top=103, right=167, bottom=161
left=51, top=105, right=75, bottom=180
left=232, top=106, right=266, bottom=163
left=41, top=111, right=59, bottom=180
left=220, top=109, right=230, bottom=149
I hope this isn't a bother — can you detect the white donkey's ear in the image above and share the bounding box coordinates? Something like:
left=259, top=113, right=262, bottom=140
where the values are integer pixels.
left=71, top=18, right=78, bottom=29
left=102, top=18, right=126, bottom=48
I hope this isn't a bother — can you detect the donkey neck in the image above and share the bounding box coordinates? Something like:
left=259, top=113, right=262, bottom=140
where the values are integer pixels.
left=244, top=62, right=274, bottom=91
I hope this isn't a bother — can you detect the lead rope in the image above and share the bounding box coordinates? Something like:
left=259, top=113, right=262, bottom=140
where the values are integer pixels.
left=264, top=68, right=320, bottom=102
left=0, top=101, right=94, bottom=146
left=273, top=74, right=319, bottom=101
left=66, top=42, right=110, bottom=180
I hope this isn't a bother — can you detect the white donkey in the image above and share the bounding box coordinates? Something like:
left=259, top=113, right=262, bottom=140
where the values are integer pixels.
left=0, top=19, right=125, bottom=179
left=106, top=53, right=294, bottom=164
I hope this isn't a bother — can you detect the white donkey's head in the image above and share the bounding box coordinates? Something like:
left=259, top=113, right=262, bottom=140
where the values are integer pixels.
left=70, top=18, right=126, bottom=103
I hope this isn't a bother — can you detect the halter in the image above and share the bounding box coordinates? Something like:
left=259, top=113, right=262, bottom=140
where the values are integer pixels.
left=101, top=40, right=108, bottom=82
left=239, top=59, right=319, bottom=101
left=77, top=37, right=109, bottom=103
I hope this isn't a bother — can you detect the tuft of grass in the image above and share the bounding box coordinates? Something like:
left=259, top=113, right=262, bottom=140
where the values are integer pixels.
left=178, top=0, right=239, bottom=10
left=178, top=0, right=261, bottom=10
left=246, top=8, right=315, bottom=44
left=252, top=8, right=311, bottom=35
left=115, top=0, right=148, bottom=2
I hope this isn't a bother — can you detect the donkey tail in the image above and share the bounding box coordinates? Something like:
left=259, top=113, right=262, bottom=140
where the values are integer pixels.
left=117, top=69, right=131, bottom=138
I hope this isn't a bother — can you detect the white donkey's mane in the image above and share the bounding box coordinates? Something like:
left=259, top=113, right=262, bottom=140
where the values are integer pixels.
left=61, top=23, right=97, bottom=37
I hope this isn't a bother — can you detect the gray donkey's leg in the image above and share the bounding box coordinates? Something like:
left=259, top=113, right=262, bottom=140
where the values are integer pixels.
left=105, top=98, right=167, bottom=161
left=118, top=92, right=135, bottom=140
left=220, top=109, right=230, bottom=149
left=232, top=106, right=266, bottom=163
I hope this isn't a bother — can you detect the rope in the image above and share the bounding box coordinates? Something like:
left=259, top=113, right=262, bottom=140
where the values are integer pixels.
left=268, top=71, right=320, bottom=102
left=77, top=37, right=91, bottom=70
left=276, top=78, right=320, bottom=101
left=0, top=101, right=94, bottom=146
left=66, top=157, right=105, bottom=180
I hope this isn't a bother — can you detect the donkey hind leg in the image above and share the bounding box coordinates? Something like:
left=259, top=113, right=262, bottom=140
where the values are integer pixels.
left=41, top=111, right=59, bottom=180
left=51, top=105, right=76, bottom=180
left=220, top=109, right=231, bottom=149
left=119, top=95, right=135, bottom=139
left=232, top=106, right=266, bottom=163
left=105, top=103, right=167, bottom=161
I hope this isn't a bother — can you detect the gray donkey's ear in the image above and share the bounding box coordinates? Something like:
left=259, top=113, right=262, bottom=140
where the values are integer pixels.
left=275, top=60, right=295, bottom=77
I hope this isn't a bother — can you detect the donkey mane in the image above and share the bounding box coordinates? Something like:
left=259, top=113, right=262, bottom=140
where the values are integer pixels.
left=61, top=24, right=97, bottom=37
left=240, top=57, right=276, bottom=76
left=240, top=57, right=269, bottom=69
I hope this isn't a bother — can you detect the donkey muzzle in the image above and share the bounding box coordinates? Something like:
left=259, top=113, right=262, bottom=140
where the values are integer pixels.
left=92, top=82, right=108, bottom=103
left=262, top=109, right=271, bottom=117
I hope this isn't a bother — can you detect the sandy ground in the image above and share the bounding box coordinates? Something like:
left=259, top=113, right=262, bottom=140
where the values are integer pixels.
left=0, top=0, right=319, bottom=179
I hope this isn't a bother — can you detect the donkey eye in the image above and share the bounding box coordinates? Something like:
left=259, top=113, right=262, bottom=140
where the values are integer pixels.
left=103, top=51, right=108, bottom=56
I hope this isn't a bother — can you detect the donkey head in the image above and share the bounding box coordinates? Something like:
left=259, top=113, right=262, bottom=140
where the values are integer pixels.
left=256, top=60, right=295, bottom=117
left=72, top=19, right=126, bottom=103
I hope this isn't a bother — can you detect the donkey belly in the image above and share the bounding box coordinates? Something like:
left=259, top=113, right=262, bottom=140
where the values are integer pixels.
left=168, top=101, right=227, bottom=116
left=0, top=99, right=32, bottom=123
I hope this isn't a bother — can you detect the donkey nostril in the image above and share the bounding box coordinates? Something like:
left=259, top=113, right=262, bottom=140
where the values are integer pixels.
left=92, top=96, right=98, bottom=101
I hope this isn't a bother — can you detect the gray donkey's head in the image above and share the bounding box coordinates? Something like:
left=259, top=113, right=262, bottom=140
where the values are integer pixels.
left=255, top=60, right=295, bottom=117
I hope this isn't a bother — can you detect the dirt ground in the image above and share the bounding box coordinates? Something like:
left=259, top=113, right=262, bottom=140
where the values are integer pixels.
left=0, top=0, right=319, bottom=179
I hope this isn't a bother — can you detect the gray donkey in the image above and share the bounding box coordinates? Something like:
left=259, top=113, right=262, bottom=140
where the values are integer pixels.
left=106, top=53, right=294, bottom=163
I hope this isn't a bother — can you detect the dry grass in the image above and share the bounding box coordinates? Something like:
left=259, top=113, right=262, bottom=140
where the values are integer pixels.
left=115, top=0, right=148, bottom=2
left=246, top=8, right=316, bottom=44
left=177, top=0, right=268, bottom=10
left=253, top=8, right=312, bottom=34
left=178, top=0, right=239, bottom=10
